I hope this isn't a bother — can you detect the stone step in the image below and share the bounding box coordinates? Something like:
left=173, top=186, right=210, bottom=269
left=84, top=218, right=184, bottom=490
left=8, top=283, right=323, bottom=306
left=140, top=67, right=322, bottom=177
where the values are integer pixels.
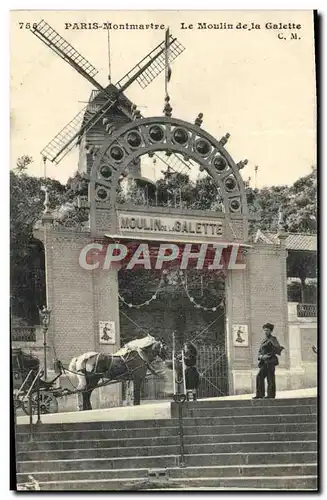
left=179, top=404, right=316, bottom=418
left=17, top=463, right=318, bottom=484
left=15, top=398, right=317, bottom=435
left=16, top=425, right=178, bottom=442
left=16, top=421, right=316, bottom=442
left=18, top=475, right=318, bottom=491
left=185, top=451, right=317, bottom=467
left=16, top=412, right=317, bottom=441
left=183, top=422, right=317, bottom=435
left=17, top=440, right=317, bottom=462
left=15, top=418, right=174, bottom=434
left=178, top=397, right=317, bottom=409
left=17, top=450, right=317, bottom=473
left=17, top=431, right=317, bottom=452
left=174, top=413, right=317, bottom=426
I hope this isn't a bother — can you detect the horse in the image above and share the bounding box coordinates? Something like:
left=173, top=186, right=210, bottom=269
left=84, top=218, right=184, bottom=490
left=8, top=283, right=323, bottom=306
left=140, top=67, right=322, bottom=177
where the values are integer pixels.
left=67, top=335, right=168, bottom=411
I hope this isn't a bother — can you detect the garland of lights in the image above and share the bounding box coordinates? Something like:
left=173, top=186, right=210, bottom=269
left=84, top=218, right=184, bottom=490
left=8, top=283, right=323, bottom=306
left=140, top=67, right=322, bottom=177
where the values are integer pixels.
left=118, top=273, right=165, bottom=309
left=119, top=269, right=225, bottom=311
left=180, top=270, right=224, bottom=312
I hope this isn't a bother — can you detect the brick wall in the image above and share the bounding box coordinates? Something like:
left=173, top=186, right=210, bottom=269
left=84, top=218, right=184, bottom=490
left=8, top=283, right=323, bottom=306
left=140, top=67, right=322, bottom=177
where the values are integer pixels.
left=36, top=228, right=121, bottom=366
left=34, top=223, right=292, bottom=400
left=247, top=243, right=289, bottom=368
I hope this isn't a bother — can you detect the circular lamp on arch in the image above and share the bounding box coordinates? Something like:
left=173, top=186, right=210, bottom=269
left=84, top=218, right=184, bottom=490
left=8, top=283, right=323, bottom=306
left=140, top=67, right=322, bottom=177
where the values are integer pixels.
left=99, top=165, right=112, bottom=179
left=109, top=145, right=124, bottom=162
left=213, top=155, right=227, bottom=172
left=148, top=125, right=165, bottom=142
left=126, top=130, right=142, bottom=148
left=229, top=198, right=241, bottom=212
left=96, top=186, right=110, bottom=202
left=224, top=176, right=237, bottom=192
left=195, top=138, right=211, bottom=156
left=172, top=127, right=189, bottom=146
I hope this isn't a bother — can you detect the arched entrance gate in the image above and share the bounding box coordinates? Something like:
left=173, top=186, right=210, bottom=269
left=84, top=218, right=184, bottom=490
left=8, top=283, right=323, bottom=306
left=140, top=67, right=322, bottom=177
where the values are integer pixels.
left=87, top=113, right=250, bottom=400
left=36, top=108, right=290, bottom=408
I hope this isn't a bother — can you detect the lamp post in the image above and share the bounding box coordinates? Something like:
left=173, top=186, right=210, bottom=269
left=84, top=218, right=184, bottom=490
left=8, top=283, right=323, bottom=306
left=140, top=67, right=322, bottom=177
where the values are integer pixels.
left=39, top=306, right=51, bottom=380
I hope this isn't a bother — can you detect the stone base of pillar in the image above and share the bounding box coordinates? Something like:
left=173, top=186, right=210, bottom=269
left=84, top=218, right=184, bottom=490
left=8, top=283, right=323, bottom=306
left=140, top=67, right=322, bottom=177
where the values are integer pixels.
left=231, top=367, right=316, bottom=395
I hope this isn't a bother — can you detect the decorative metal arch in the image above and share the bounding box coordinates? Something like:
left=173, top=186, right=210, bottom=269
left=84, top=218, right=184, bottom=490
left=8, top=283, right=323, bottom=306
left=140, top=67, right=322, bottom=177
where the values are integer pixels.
left=89, top=116, right=249, bottom=231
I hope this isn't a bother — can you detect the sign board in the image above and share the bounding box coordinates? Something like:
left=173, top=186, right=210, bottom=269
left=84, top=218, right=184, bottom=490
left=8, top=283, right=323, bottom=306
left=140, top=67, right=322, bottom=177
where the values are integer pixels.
left=99, top=321, right=116, bottom=345
left=118, top=213, right=224, bottom=239
left=232, top=324, right=248, bottom=347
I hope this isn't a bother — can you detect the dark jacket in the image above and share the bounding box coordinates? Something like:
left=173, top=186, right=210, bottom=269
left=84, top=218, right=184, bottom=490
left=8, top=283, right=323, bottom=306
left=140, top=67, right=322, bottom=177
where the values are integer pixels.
left=183, top=342, right=197, bottom=367
left=258, top=335, right=283, bottom=367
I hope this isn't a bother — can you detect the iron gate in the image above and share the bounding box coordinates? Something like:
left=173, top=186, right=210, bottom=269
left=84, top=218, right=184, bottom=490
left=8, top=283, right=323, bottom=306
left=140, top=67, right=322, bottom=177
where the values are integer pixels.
left=141, top=344, right=228, bottom=400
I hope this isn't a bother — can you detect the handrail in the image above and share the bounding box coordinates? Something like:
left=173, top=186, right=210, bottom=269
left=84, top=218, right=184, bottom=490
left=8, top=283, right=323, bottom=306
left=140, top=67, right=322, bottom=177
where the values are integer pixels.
left=23, top=367, right=44, bottom=401
left=15, top=370, right=34, bottom=398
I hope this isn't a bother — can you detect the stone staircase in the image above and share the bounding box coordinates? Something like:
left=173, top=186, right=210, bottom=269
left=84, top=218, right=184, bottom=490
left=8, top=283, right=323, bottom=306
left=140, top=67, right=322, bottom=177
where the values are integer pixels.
left=15, top=397, right=318, bottom=491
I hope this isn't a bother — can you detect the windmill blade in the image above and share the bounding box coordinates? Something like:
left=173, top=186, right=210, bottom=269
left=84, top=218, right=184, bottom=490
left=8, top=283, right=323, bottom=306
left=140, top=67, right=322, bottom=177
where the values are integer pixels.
left=38, top=29, right=185, bottom=164
left=116, top=35, right=185, bottom=90
left=153, top=152, right=192, bottom=178
left=31, top=20, right=104, bottom=92
left=41, top=96, right=119, bottom=163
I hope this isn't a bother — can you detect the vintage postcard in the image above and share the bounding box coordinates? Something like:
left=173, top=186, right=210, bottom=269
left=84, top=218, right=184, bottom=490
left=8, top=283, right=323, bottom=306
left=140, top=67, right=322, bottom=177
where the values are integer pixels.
left=10, top=10, right=317, bottom=491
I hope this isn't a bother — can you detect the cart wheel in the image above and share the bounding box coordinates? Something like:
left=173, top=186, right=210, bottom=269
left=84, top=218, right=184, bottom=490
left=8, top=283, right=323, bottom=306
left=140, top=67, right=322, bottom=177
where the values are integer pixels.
left=24, top=391, right=59, bottom=415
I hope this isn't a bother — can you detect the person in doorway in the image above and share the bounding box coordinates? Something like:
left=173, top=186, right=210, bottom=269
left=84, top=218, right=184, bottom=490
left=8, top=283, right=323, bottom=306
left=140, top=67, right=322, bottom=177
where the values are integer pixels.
left=183, top=341, right=200, bottom=401
left=253, top=323, right=284, bottom=399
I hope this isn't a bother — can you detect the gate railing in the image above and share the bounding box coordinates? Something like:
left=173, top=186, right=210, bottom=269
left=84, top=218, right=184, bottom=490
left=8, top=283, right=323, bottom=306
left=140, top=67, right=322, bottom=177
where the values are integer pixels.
left=11, top=326, right=36, bottom=342
left=197, top=345, right=228, bottom=398
left=142, top=344, right=228, bottom=400
left=297, top=303, right=317, bottom=318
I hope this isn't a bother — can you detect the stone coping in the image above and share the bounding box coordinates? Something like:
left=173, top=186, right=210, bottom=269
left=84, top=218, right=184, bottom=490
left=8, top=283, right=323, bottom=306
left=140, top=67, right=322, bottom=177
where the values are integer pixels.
left=16, top=386, right=316, bottom=426
left=16, top=401, right=172, bottom=426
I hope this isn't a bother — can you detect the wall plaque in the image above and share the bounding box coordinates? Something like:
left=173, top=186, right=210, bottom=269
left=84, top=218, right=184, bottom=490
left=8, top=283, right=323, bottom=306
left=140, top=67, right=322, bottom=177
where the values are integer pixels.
left=232, top=324, right=248, bottom=347
left=99, top=321, right=116, bottom=345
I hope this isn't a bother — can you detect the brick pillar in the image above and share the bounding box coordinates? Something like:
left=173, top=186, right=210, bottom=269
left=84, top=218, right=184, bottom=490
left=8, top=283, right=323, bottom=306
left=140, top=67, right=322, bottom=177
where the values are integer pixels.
left=226, top=247, right=252, bottom=395
left=92, top=267, right=121, bottom=407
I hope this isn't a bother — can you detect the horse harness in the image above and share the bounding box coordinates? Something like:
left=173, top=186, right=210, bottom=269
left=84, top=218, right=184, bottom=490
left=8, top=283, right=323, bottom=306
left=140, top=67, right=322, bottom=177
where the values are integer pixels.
left=90, top=351, right=150, bottom=381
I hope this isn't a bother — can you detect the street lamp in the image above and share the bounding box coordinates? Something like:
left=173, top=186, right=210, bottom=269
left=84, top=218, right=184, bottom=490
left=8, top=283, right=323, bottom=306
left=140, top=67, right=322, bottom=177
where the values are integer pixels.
left=39, top=306, right=51, bottom=380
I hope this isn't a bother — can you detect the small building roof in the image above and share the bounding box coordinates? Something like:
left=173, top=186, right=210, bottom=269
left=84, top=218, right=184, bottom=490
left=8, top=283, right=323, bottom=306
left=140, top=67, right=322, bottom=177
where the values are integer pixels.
left=255, top=230, right=317, bottom=252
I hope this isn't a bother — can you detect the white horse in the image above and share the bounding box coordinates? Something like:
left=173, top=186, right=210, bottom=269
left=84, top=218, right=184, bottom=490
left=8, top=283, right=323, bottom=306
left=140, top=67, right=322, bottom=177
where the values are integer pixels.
left=67, top=335, right=168, bottom=410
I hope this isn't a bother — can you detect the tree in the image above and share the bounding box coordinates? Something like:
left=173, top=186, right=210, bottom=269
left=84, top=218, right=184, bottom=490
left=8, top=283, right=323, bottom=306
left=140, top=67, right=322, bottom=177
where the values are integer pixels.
left=15, top=155, right=33, bottom=173
left=246, top=167, right=317, bottom=235
left=10, top=167, right=66, bottom=323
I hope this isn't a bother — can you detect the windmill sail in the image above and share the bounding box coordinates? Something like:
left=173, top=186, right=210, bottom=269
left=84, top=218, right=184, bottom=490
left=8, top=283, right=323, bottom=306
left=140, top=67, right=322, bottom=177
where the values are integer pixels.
left=41, top=95, right=119, bottom=163
left=116, top=35, right=184, bottom=90
left=34, top=22, right=185, bottom=163
left=31, top=20, right=103, bottom=91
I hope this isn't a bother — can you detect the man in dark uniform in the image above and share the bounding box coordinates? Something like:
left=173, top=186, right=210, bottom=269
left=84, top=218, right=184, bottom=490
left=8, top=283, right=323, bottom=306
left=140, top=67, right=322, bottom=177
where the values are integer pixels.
left=253, top=323, right=284, bottom=399
left=183, top=341, right=200, bottom=401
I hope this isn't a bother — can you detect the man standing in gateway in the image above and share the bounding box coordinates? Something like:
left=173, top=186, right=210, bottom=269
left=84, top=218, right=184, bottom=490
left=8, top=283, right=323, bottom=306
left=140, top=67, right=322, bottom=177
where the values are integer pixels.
left=253, top=323, right=284, bottom=399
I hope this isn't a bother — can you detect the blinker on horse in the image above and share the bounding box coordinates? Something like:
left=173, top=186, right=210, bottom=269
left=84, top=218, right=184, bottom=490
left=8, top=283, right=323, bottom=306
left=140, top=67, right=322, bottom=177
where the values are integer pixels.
left=68, top=335, right=168, bottom=411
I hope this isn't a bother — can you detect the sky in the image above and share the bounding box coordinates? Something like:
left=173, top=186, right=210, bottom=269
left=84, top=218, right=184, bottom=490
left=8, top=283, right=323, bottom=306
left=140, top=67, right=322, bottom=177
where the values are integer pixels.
left=10, top=10, right=316, bottom=188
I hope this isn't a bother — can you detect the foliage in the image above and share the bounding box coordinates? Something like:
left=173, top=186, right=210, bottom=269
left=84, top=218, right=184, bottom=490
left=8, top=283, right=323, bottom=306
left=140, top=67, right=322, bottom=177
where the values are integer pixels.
left=10, top=160, right=316, bottom=324
left=247, top=167, right=317, bottom=235
left=287, top=280, right=317, bottom=304
left=119, top=167, right=316, bottom=234
left=10, top=168, right=66, bottom=322
left=15, top=155, right=33, bottom=173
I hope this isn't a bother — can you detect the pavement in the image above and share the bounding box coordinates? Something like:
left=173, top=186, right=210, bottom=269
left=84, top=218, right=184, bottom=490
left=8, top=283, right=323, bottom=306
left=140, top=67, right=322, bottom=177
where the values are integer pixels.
left=15, top=386, right=317, bottom=426
left=201, top=386, right=317, bottom=401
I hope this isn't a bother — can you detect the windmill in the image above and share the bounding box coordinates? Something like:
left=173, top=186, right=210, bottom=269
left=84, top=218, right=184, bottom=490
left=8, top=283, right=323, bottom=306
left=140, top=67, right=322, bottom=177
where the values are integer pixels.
left=31, top=19, right=186, bottom=176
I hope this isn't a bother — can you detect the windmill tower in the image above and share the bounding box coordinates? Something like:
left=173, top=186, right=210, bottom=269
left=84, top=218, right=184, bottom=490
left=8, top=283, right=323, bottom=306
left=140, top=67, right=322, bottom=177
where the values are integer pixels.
left=32, top=20, right=185, bottom=185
